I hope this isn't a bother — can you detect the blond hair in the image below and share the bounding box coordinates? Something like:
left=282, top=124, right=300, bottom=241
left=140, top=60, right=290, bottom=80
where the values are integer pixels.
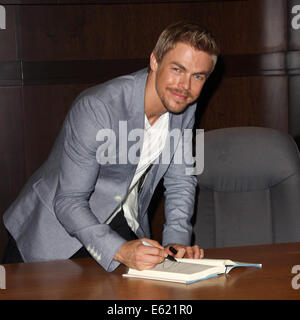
left=153, top=21, right=219, bottom=69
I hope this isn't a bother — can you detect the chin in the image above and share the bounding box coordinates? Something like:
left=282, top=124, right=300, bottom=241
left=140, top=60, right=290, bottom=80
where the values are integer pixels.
left=167, top=108, right=186, bottom=115
left=165, top=102, right=192, bottom=115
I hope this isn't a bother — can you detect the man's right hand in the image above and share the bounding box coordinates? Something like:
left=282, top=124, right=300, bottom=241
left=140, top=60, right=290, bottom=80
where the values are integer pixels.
left=114, top=238, right=166, bottom=270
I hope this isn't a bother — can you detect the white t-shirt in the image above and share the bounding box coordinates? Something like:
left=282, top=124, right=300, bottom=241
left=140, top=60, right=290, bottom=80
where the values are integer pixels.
left=106, top=112, right=169, bottom=232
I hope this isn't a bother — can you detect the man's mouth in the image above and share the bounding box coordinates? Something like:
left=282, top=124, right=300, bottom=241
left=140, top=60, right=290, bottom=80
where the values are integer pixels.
left=169, top=89, right=190, bottom=101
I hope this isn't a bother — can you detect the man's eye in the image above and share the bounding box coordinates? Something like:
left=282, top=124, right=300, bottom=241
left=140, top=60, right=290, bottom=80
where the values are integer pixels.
left=172, top=68, right=180, bottom=72
left=194, top=74, right=205, bottom=80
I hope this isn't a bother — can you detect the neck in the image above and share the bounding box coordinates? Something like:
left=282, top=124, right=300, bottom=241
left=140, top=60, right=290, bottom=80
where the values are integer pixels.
left=144, top=71, right=167, bottom=126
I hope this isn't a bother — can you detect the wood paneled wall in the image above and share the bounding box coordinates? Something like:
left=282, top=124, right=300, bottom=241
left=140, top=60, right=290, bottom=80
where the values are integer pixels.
left=288, top=0, right=300, bottom=146
left=0, top=0, right=298, bottom=257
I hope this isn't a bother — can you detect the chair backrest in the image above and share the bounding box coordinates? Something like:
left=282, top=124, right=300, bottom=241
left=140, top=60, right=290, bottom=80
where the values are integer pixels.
left=193, top=127, right=300, bottom=248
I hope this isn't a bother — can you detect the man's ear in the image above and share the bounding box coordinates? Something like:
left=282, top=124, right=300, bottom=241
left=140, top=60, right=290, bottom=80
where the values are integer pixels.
left=150, top=52, right=158, bottom=72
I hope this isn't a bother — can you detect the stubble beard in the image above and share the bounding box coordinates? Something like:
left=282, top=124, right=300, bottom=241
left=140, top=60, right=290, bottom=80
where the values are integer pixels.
left=160, top=87, right=194, bottom=114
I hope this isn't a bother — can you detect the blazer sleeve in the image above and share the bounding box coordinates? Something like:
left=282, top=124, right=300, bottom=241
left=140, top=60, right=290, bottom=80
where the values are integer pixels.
left=162, top=116, right=198, bottom=246
left=53, top=95, right=127, bottom=272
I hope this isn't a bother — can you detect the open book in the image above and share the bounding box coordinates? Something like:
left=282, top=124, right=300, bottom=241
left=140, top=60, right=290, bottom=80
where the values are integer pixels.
left=123, top=258, right=262, bottom=284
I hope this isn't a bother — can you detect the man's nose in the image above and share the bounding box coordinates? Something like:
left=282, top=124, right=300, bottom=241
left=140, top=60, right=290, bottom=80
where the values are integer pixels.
left=179, top=75, right=191, bottom=91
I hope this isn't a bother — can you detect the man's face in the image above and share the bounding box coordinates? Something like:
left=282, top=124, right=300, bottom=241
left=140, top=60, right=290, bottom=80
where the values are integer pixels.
left=151, top=42, right=214, bottom=114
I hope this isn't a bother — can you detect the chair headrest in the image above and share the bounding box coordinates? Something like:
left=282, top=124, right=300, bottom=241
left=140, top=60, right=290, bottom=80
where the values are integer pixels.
left=197, top=127, right=300, bottom=192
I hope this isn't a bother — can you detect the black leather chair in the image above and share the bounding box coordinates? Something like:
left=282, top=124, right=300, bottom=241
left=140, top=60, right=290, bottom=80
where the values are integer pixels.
left=193, top=127, right=300, bottom=248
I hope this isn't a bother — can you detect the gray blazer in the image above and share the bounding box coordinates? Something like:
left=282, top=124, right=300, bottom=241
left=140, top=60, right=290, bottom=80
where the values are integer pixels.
left=3, top=68, right=197, bottom=271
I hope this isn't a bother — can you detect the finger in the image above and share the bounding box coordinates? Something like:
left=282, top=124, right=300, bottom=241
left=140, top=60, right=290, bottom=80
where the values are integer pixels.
left=140, top=245, right=166, bottom=259
left=164, top=246, right=175, bottom=256
left=175, top=247, right=186, bottom=258
left=138, top=243, right=166, bottom=261
left=137, top=253, right=165, bottom=265
left=165, top=244, right=183, bottom=256
left=191, top=245, right=201, bottom=259
left=140, top=239, right=166, bottom=261
left=193, top=248, right=200, bottom=259
left=141, top=238, right=164, bottom=249
left=184, top=246, right=194, bottom=258
left=139, top=241, right=166, bottom=258
left=190, top=245, right=204, bottom=259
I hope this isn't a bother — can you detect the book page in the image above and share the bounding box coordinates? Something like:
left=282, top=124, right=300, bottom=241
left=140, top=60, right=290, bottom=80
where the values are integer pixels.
left=152, top=260, right=217, bottom=275
left=175, top=258, right=261, bottom=268
left=175, top=258, right=235, bottom=266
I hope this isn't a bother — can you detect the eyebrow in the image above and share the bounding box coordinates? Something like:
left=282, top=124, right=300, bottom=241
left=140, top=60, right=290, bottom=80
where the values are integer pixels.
left=170, top=61, right=210, bottom=78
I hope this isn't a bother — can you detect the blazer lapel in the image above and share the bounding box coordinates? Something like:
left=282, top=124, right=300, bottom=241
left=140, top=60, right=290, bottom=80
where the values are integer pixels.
left=114, top=69, right=148, bottom=191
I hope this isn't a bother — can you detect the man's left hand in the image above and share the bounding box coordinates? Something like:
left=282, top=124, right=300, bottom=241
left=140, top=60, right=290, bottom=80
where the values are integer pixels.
left=164, top=244, right=204, bottom=259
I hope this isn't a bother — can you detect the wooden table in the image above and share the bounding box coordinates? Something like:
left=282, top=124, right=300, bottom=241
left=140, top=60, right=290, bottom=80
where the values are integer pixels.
left=0, top=242, right=300, bottom=300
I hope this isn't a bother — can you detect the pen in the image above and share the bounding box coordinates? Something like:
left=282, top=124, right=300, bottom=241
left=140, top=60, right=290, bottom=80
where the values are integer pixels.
left=142, top=240, right=177, bottom=262
left=169, top=246, right=178, bottom=256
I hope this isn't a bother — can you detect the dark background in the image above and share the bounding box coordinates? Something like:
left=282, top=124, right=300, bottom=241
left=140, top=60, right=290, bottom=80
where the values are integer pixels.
left=0, top=0, right=299, bottom=260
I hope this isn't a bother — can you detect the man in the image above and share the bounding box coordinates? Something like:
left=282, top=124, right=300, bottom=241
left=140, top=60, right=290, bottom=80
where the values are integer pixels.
left=2, top=21, right=219, bottom=271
